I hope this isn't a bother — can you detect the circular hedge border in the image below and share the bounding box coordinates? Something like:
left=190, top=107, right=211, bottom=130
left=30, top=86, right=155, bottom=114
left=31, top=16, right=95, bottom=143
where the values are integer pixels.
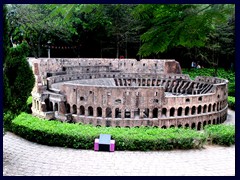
left=9, top=112, right=235, bottom=151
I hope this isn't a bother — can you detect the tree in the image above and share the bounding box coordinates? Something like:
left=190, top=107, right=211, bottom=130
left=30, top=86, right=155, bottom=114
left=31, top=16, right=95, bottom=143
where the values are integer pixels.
left=7, top=4, right=77, bottom=58
left=3, top=5, right=11, bottom=112
left=4, top=5, right=35, bottom=114
left=133, top=4, right=233, bottom=58
left=4, top=42, right=35, bottom=114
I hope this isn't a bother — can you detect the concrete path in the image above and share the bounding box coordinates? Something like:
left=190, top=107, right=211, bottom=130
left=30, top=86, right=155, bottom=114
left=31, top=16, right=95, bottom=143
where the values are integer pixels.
left=3, top=109, right=235, bottom=176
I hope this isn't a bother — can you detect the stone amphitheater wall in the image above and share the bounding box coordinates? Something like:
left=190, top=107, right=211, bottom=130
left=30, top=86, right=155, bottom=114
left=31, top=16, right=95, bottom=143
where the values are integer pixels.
left=29, top=58, right=228, bottom=130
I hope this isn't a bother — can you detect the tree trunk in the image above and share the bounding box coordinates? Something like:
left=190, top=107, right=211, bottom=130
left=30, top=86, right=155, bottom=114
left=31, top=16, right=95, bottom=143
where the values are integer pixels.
left=37, top=32, right=43, bottom=58
left=214, top=57, right=218, bottom=77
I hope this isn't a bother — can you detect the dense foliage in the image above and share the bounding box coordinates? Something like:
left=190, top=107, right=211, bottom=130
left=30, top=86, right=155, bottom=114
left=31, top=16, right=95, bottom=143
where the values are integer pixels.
left=204, top=124, right=235, bottom=146
left=4, top=42, right=35, bottom=114
left=6, top=4, right=235, bottom=70
left=228, top=96, right=235, bottom=110
left=12, top=113, right=208, bottom=150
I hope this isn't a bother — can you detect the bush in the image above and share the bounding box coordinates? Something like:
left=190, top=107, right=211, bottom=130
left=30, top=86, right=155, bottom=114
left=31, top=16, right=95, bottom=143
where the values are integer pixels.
left=204, top=124, right=235, bottom=146
left=3, top=111, right=17, bottom=132
left=228, top=96, right=235, bottom=110
left=4, top=41, right=35, bottom=114
left=11, top=113, right=208, bottom=150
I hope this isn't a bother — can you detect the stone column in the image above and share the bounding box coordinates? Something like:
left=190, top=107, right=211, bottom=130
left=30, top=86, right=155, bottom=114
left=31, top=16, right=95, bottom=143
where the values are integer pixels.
left=167, top=109, right=170, bottom=117
left=131, top=110, right=135, bottom=119
left=112, top=109, right=116, bottom=119
left=59, top=101, right=66, bottom=115
left=93, top=107, right=97, bottom=117
left=149, top=109, right=153, bottom=119
left=140, top=109, right=144, bottom=119
left=102, top=108, right=106, bottom=118
left=158, top=109, right=161, bottom=119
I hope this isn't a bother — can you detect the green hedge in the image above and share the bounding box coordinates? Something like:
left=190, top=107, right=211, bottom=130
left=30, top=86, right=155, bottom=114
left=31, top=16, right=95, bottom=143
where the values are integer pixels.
left=11, top=113, right=208, bottom=150
left=228, top=96, right=235, bottom=110
left=204, top=124, right=235, bottom=146
left=10, top=113, right=235, bottom=150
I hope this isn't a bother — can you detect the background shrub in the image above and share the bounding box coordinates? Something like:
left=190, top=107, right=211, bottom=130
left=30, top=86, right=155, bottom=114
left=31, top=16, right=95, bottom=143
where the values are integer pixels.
left=228, top=96, right=235, bottom=110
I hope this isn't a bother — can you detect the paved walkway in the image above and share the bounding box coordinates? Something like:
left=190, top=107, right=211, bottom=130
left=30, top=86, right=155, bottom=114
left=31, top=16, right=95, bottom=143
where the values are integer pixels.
left=3, top=109, right=235, bottom=176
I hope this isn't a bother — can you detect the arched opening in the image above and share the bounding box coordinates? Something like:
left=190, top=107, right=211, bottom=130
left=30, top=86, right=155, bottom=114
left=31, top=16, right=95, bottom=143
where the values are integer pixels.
left=178, top=124, right=182, bottom=128
left=213, top=119, right=216, bottom=124
left=72, top=104, right=77, bottom=114
left=203, top=121, right=207, bottom=127
left=217, top=118, right=220, bottom=124
left=213, top=103, right=216, bottom=111
left=143, top=108, right=149, bottom=118
left=80, top=106, right=85, bottom=115
left=142, top=79, right=146, bottom=86
left=97, top=107, right=102, bottom=117
left=115, top=108, right=121, bottom=118
left=147, top=79, right=151, bottom=86
left=191, top=123, right=196, bottom=129
left=217, top=102, right=220, bottom=111
left=203, top=105, right=207, bottom=113
left=88, top=106, right=93, bottom=116
left=170, top=125, right=175, bottom=128
left=66, top=103, right=70, bottom=113
left=106, top=107, right=112, bottom=118
left=161, top=125, right=166, bottom=129
left=191, top=106, right=196, bottom=115
left=208, top=104, right=212, bottom=112
left=115, top=99, right=122, bottom=105
left=197, top=122, right=202, bottom=130
left=177, top=107, right=182, bottom=116
left=185, top=107, right=189, bottom=116
left=197, top=105, right=202, bottom=114
left=185, top=123, right=189, bottom=128
left=119, top=79, right=123, bottom=86
left=170, top=107, right=175, bottom=117
left=162, top=108, right=167, bottom=117
left=152, top=108, right=158, bottom=118
left=49, top=102, right=53, bottom=111
left=208, top=120, right=211, bottom=124
left=125, top=109, right=131, bottom=118
left=54, top=103, right=58, bottom=111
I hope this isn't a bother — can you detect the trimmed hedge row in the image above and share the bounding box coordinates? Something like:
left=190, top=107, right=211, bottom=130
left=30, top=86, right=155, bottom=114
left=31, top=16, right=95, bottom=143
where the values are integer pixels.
left=10, top=113, right=235, bottom=150
left=12, top=113, right=207, bottom=150
left=204, top=124, right=235, bottom=146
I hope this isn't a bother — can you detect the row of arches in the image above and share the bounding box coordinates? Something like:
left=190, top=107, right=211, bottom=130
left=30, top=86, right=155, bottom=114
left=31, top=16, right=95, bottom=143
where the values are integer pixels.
left=88, top=116, right=227, bottom=130
left=65, top=101, right=227, bottom=119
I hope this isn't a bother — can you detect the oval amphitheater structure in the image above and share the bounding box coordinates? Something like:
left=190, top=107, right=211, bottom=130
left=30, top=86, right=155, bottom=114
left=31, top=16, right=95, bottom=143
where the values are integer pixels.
left=30, top=58, right=228, bottom=130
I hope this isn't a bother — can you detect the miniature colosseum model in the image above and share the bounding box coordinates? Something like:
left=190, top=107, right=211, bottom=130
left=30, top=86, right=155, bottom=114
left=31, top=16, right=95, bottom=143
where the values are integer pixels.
left=30, top=58, right=228, bottom=130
